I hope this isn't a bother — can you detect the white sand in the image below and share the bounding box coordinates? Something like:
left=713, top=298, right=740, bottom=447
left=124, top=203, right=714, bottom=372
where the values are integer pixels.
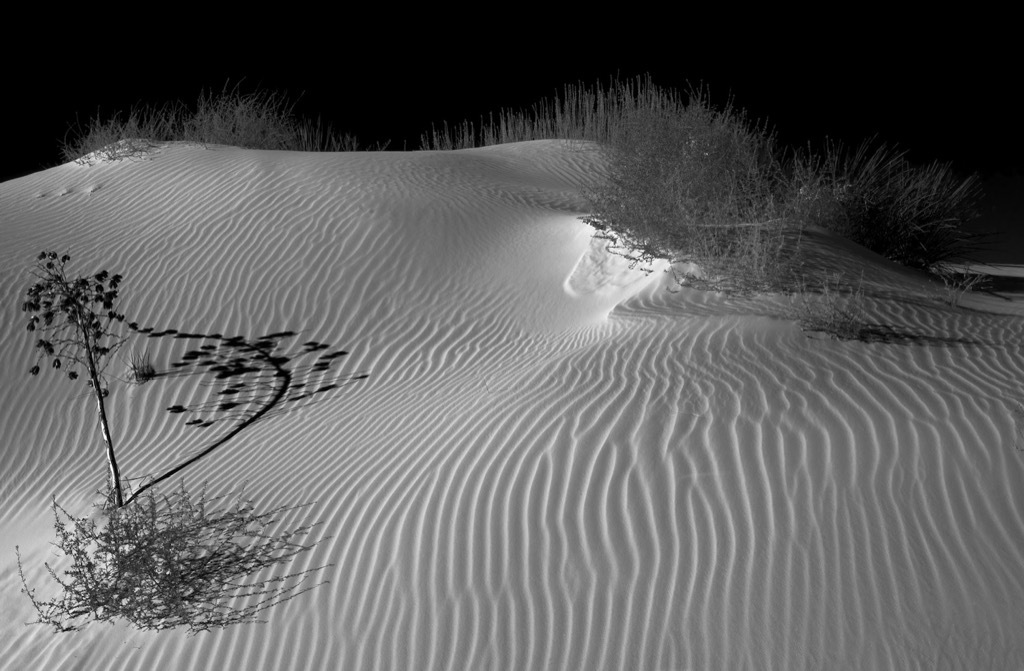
left=2, top=140, right=1023, bottom=669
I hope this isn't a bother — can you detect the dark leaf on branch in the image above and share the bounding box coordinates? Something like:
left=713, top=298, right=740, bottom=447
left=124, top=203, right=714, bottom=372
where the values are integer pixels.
left=37, top=251, right=47, bottom=260
left=52, top=359, right=61, bottom=369
left=29, top=365, right=39, bottom=376
left=68, top=371, right=78, bottom=380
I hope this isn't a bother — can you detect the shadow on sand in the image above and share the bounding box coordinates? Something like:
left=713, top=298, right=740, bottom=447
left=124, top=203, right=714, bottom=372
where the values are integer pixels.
left=123, top=326, right=367, bottom=504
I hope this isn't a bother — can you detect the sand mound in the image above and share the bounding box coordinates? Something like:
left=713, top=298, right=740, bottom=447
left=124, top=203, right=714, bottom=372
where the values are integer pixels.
left=2, top=140, right=1023, bottom=669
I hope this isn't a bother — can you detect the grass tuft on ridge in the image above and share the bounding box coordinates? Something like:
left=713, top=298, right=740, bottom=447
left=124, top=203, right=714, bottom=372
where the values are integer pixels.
left=61, top=81, right=362, bottom=163
left=62, top=74, right=986, bottom=292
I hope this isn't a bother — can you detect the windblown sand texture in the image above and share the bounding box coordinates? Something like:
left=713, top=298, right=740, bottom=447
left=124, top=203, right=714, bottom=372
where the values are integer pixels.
left=2, top=141, right=1023, bottom=670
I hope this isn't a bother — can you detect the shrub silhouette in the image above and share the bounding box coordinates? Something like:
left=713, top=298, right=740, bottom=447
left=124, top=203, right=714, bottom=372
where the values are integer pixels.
left=62, top=80, right=362, bottom=164
left=17, top=482, right=329, bottom=635
left=18, top=254, right=360, bottom=634
left=788, top=138, right=984, bottom=271
left=583, top=89, right=797, bottom=293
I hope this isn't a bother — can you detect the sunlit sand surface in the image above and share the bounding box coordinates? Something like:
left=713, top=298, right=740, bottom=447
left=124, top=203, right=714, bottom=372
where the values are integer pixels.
left=2, top=141, right=1023, bottom=669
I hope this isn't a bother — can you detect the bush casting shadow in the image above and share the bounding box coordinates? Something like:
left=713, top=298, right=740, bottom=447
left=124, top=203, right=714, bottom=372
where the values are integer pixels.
left=19, top=253, right=364, bottom=634
left=17, top=481, right=329, bottom=635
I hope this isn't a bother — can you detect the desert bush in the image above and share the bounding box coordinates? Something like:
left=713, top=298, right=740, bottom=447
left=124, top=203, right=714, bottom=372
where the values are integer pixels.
left=422, top=74, right=985, bottom=287
left=183, top=83, right=302, bottom=150
left=420, top=74, right=688, bottom=150
left=788, top=138, right=985, bottom=271
left=16, top=482, right=329, bottom=635
left=582, top=88, right=799, bottom=293
left=61, top=102, right=189, bottom=164
left=422, top=76, right=800, bottom=291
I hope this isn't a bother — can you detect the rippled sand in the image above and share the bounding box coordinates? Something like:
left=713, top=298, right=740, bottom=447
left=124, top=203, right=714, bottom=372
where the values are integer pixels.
left=2, top=141, right=1023, bottom=670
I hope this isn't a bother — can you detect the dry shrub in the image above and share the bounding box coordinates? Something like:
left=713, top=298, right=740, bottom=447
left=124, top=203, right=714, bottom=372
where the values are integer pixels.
left=583, top=89, right=799, bottom=293
left=17, top=482, right=330, bottom=635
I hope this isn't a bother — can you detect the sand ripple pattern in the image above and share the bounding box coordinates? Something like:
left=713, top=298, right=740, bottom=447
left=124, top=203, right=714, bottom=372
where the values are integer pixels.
left=2, top=141, right=1024, bottom=670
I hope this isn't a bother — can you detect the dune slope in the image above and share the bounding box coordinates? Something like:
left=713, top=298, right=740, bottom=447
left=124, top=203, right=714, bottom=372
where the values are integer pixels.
left=2, top=141, right=1023, bottom=670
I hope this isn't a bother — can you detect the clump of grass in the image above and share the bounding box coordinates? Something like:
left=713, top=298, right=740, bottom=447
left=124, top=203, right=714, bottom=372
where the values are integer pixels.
left=787, top=138, right=985, bottom=272
left=932, top=263, right=991, bottom=307
left=294, top=116, right=363, bottom=152
left=420, top=74, right=688, bottom=150
left=125, top=348, right=156, bottom=384
left=184, top=84, right=301, bottom=150
left=61, top=81, right=364, bottom=163
left=787, top=273, right=867, bottom=340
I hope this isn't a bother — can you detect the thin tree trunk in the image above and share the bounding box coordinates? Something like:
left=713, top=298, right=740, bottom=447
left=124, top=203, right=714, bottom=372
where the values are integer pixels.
left=84, top=333, right=123, bottom=507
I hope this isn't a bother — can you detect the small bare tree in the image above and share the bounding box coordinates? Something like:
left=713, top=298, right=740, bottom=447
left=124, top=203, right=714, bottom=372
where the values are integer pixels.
left=17, top=252, right=338, bottom=635
left=22, top=251, right=129, bottom=506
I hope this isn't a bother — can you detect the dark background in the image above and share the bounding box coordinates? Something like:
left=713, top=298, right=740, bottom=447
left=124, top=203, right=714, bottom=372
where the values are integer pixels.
left=4, top=19, right=1019, bottom=219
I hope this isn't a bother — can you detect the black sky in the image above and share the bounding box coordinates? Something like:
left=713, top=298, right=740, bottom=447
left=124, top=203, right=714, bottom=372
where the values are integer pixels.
left=3, top=19, right=1019, bottom=185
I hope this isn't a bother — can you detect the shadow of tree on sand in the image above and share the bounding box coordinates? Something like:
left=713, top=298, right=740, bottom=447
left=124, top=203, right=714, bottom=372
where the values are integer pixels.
left=123, top=326, right=367, bottom=505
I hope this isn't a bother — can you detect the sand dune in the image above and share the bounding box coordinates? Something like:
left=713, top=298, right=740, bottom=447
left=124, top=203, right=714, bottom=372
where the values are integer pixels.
left=2, top=140, right=1024, bottom=669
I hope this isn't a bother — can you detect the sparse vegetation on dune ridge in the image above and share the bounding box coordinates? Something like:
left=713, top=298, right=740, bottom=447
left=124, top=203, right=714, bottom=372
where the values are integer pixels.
left=62, top=81, right=363, bottom=163
left=421, top=75, right=985, bottom=293
left=786, top=136, right=987, bottom=271
left=63, top=75, right=985, bottom=294
left=419, top=76, right=691, bottom=150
